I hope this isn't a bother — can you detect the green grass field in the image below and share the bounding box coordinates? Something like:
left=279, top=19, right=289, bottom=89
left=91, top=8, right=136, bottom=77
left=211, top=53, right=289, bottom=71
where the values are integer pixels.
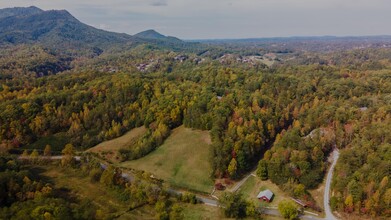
left=182, top=204, right=225, bottom=220
left=120, top=126, right=214, bottom=193
left=87, top=126, right=147, bottom=163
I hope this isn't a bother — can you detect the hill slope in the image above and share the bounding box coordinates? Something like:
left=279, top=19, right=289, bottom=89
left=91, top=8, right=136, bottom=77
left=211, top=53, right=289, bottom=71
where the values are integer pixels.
left=135, top=29, right=167, bottom=40
left=120, top=126, right=214, bottom=193
left=0, top=6, right=201, bottom=54
left=135, top=29, right=182, bottom=42
left=0, top=8, right=134, bottom=49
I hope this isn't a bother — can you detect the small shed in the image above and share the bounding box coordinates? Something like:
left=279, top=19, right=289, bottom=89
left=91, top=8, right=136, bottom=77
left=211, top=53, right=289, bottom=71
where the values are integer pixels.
left=291, top=198, right=308, bottom=208
left=257, top=189, right=274, bottom=202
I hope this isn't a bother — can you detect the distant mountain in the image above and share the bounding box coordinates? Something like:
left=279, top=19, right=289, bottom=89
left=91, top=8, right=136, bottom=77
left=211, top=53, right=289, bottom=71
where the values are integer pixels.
left=133, top=29, right=197, bottom=51
left=0, top=7, right=135, bottom=50
left=0, top=6, right=201, bottom=54
left=135, top=29, right=167, bottom=40
left=0, top=6, right=43, bottom=19
left=135, top=29, right=182, bottom=42
left=135, top=29, right=184, bottom=43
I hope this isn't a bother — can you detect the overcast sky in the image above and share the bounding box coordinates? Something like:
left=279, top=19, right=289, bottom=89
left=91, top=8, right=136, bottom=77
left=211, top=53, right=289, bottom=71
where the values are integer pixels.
left=1, top=0, right=390, bottom=39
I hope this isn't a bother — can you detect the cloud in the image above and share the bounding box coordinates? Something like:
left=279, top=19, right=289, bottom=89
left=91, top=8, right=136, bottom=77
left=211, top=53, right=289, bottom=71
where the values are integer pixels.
left=150, top=1, right=167, bottom=6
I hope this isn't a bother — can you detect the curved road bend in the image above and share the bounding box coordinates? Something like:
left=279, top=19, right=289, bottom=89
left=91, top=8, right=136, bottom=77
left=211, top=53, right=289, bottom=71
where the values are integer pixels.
left=324, top=149, right=339, bottom=220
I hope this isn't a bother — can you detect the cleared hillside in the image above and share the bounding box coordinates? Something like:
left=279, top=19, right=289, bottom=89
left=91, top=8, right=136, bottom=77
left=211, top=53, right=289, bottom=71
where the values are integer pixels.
left=87, top=126, right=147, bottom=163
left=121, top=126, right=213, bottom=193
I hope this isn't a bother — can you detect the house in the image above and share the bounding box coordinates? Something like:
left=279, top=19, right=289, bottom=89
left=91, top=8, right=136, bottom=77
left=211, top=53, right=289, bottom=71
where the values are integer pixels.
left=174, top=55, right=188, bottom=62
left=257, top=189, right=274, bottom=202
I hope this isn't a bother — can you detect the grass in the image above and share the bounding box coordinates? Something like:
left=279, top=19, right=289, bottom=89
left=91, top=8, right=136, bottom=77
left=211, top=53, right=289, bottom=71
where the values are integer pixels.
left=238, top=176, right=289, bottom=207
left=182, top=204, right=226, bottom=220
left=120, top=126, right=214, bottom=193
left=35, top=165, right=130, bottom=214
left=29, top=164, right=156, bottom=218
left=309, top=180, right=325, bottom=214
left=87, top=126, right=147, bottom=163
left=116, top=205, right=156, bottom=220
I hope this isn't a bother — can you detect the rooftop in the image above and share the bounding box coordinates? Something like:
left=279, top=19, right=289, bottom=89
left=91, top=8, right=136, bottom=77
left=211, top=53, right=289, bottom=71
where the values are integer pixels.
left=257, top=189, right=274, bottom=200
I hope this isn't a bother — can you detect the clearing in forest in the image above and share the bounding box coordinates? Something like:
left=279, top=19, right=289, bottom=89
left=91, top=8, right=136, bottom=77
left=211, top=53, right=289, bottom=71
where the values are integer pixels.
left=87, top=126, right=147, bottom=163
left=238, top=176, right=289, bottom=207
left=120, top=126, right=213, bottom=193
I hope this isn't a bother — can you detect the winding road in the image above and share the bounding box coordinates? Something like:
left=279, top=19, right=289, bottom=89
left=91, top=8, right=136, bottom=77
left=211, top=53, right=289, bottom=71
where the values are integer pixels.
left=323, top=149, right=339, bottom=220
left=18, top=149, right=340, bottom=219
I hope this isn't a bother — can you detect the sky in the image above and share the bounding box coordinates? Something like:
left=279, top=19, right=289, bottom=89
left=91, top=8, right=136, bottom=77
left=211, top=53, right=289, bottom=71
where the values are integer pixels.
left=0, top=0, right=390, bottom=39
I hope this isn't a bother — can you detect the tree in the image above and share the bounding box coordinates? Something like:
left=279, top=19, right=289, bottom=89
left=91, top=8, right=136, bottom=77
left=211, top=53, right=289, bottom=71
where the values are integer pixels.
left=22, top=149, right=29, bottom=157
left=44, top=145, right=51, bottom=156
left=30, top=149, right=39, bottom=157
left=383, top=188, right=391, bottom=208
left=347, top=180, right=362, bottom=203
left=256, top=160, right=268, bottom=180
left=228, top=158, right=238, bottom=178
left=155, top=200, right=169, bottom=220
left=61, top=144, right=75, bottom=166
left=169, top=204, right=183, bottom=220
left=278, top=200, right=298, bottom=220
left=344, top=194, right=354, bottom=213
left=89, top=168, right=103, bottom=183
left=100, top=166, right=114, bottom=187
left=219, top=192, right=247, bottom=218
left=245, top=201, right=256, bottom=217
left=293, top=184, right=306, bottom=197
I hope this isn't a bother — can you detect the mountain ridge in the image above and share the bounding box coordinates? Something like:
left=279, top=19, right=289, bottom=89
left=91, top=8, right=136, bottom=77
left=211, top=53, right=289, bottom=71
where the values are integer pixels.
left=0, top=6, right=196, bottom=53
left=0, top=6, right=43, bottom=19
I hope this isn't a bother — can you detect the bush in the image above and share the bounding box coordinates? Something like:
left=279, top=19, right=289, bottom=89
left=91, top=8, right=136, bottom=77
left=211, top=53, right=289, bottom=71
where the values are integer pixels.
left=219, top=192, right=247, bottom=218
left=278, top=200, right=298, bottom=220
left=89, top=168, right=102, bottom=183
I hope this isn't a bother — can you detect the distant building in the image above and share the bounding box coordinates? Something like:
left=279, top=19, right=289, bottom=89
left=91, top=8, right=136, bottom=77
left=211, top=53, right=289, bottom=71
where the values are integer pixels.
left=174, top=55, right=188, bottom=62
left=257, top=189, right=274, bottom=202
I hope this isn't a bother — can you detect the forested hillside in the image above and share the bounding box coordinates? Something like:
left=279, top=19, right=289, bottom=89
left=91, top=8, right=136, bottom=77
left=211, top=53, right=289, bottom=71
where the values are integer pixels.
left=0, top=6, right=390, bottom=220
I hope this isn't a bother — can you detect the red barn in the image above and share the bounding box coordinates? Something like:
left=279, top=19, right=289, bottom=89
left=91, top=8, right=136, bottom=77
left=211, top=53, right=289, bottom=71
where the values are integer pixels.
left=257, top=189, right=274, bottom=203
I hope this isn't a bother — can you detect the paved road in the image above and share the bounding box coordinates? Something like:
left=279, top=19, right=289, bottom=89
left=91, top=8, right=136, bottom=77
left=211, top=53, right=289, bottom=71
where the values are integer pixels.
left=324, top=149, right=339, bottom=220
left=198, top=196, right=219, bottom=207
left=19, top=154, right=327, bottom=219
left=262, top=207, right=322, bottom=220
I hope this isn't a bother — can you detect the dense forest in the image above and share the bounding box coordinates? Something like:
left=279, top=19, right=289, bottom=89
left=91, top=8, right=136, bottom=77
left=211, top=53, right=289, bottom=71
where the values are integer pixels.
left=0, top=7, right=390, bottom=218
left=1, top=45, right=390, bottom=218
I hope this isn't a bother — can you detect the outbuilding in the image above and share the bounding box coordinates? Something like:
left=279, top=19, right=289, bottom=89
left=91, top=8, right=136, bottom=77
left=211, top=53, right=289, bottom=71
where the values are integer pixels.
left=257, top=189, right=274, bottom=202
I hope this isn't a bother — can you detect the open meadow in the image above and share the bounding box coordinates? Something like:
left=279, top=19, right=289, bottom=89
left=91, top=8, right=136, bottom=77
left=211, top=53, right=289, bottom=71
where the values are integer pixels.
left=120, top=126, right=214, bottom=193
